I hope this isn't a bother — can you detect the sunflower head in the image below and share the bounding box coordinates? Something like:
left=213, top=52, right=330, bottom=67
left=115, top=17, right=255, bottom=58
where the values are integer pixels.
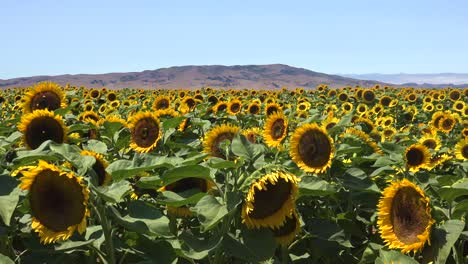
left=265, top=102, right=282, bottom=116
left=128, top=112, right=162, bottom=153
left=263, top=112, right=288, bottom=148
left=242, top=127, right=261, bottom=144
left=22, top=82, right=66, bottom=114
left=242, top=171, right=299, bottom=229
left=18, top=109, right=67, bottom=149
left=19, top=160, right=90, bottom=244
left=203, top=124, right=240, bottom=159
left=80, top=150, right=111, bottom=186
left=271, top=210, right=301, bottom=246
left=289, top=123, right=335, bottom=174
left=418, top=134, right=441, bottom=151
left=454, top=138, right=468, bottom=160
left=377, top=179, right=434, bottom=254
left=228, top=98, right=242, bottom=115
left=404, top=144, right=431, bottom=173
left=153, top=95, right=171, bottom=110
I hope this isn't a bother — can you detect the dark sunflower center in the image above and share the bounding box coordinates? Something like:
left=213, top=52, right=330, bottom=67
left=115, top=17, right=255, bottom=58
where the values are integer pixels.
left=299, top=104, right=306, bottom=110
left=422, top=139, right=436, bottom=149
left=449, top=91, right=460, bottom=101
left=208, top=96, right=218, bottom=105
left=344, top=104, right=351, bottom=111
left=230, top=103, right=240, bottom=112
left=297, top=129, right=332, bottom=168
left=272, top=213, right=298, bottom=237
left=249, top=177, right=292, bottom=219
left=403, top=112, right=413, bottom=121
left=107, top=93, right=117, bottom=101
left=364, top=91, right=375, bottom=101
left=267, top=106, right=279, bottom=116
left=29, top=169, right=85, bottom=232
left=217, top=104, right=227, bottom=112
left=462, top=146, right=468, bottom=159
left=455, top=103, right=463, bottom=110
left=271, top=119, right=286, bottom=140
left=164, top=177, right=208, bottom=193
left=246, top=133, right=256, bottom=143
left=441, top=118, right=454, bottom=130
left=25, top=116, right=65, bottom=149
left=381, top=97, right=391, bottom=106
left=391, top=187, right=430, bottom=244
left=30, top=91, right=61, bottom=112
left=339, top=94, right=348, bottom=101
left=211, top=132, right=235, bottom=158
left=325, top=122, right=336, bottom=130
left=132, top=118, right=159, bottom=148
left=185, top=98, right=196, bottom=108
left=384, top=130, right=394, bottom=137
left=249, top=105, right=259, bottom=114
left=406, top=147, right=424, bottom=166
left=156, top=99, right=169, bottom=109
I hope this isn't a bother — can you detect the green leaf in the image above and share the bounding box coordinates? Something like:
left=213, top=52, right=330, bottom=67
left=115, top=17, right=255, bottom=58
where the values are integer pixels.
left=452, top=199, right=468, bottom=219
left=375, top=250, right=418, bottom=264
left=207, top=158, right=239, bottom=169
left=162, top=116, right=185, bottom=130
left=422, top=220, right=465, bottom=264
left=439, top=180, right=468, bottom=202
left=231, top=134, right=263, bottom=161
left=192, top=195, right=228, bottom=232
left=0, top=175, right=20, bottom=226
left=95, top=180, right=131, bottom=203
left=0, top=254, right=14, bottom=264
left=342, top=168, right=380, bottom=193
left=110, top=200, right=172, bottom=237
left=84, top=139, right=108, bottom=154
left=107, top=156, right=182, bottom=181
left=223, top=228, right=276, bottom=262
left=54, top=239, right=96, bottom=251
left=158, top=190, right=207, bottom=207
left=179, top=231, right=222, bottom=260
left=298, top=177, right=337, bottom=197
left=161, top=165, right=212, bottom=186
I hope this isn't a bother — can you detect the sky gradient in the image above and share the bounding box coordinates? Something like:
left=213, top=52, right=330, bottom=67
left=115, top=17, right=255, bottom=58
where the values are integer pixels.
left=1, top=0, right=467, bottom=79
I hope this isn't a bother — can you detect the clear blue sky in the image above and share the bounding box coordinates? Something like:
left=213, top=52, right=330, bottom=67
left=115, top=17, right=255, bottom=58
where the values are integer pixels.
left=1, top=0, right=467, bottom=79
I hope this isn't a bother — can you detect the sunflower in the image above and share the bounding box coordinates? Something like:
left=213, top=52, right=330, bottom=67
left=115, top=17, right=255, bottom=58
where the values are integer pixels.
left=18, top=109, right=67, bottom=149
left=362, top=90, right=376, bottom=103
left=247, top=102, right=261, bottom=115
left=438, top=114, right=456, bottom=134
left=22, top=82, right=66, bottom=113
left=213, top=101, right=228, bottom=114
left=88, top=89, right=101, bottom=99
left=341, top=102, right=353, bottom=114
left=203, top=124, right=240, bottom=159
left=289, top=124, right=335, bottom=174
left=153, top=95, right=171, bottom=110
left=128, top=112, right=162, bottom=153
left=379, top=96, right=392, bottom=107
left=80, top=150, right=111, bottom=186
left=322, top=116, right=340, bottom=130
left=381, top=127, right=397, bottom=142
left=338, top=92, right=348, bottom=102
left=377, top=179, right=434, bottom=254
left=263, top=112, right=288, bottom=148
left=448, top=89, right=461, bottom=101
left=242, top=171, right=299, bottom=229
left=265, top=102, right=282, bottom=116
left=228, top=98, right=242, bottom=115
left=452, top=100, right=465, bottom=112
left=418, top=134, right=441, bottom=151
left=271, top=210, right=301, bottom=246
left=454, top=138, right=468, bottom=160
left=19, top=160, right=90, bottom=244
left=404, top=144, right=431, bottom=173
left=242, top=127, right=261, bottom=144
left=423, top=103, right=435, bottom=112
left=106, top=91, right=117, bottom=102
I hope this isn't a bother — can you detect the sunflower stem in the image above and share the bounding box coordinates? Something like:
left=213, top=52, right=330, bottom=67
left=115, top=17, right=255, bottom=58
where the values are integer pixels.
left=96, top=200, right=116, bottom=264
left=281, top=245, right=289, bottom=264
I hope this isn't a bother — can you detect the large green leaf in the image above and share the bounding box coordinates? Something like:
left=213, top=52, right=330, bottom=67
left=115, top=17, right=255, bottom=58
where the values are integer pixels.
left=192, top=195, right=228, bottom=232
left=0, top=175, right=20, bottom=226
left=110, top=200, right=172, bottom=237
left=0, top=254, right=14, bottom=264
left=439, top=180, right=468, bottom=202
left=342, top=168, right=380, bottom=193
left=231, top=134, right=263, bottom=161
left=422, top=220, right=465, bottom=264
left=375, top=250, right=418, bottom=264
left=298, top=177, right=337, bottom=197
left=107, top=155, right=182, bottom=181
left=179, top=231, right=222, bottom=260
left=223, top=228, right=276, bottom=262
left=95, top=180, right=131, bottom=203
left=161, top=165, right=213, bottom=185
left=158, top=190, right=207, bottom=207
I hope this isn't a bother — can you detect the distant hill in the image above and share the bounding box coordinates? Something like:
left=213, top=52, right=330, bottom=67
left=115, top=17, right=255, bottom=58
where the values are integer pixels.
left=343, top=73, right=468, bottom=88
left=0, top=64, right=385, bottom=89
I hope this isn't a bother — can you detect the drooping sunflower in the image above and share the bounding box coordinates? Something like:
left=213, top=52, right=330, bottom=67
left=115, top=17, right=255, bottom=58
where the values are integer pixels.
left=19, top=160, right=90, bottom=244
left=159, top=177, right=215, bottom=218
left=242, top=171, right=299, bottom=229
left=271, top=210, right=301, bottom=246
left=289, top=124, right=335, bottom=174
left=153, top=95, right=171, bottom=110
left=203, top=124, right=240, bottom=159
left=80, top=150, right=111, bottom=186
left=242, top=127, right=261, bottom=144
left=22, top=82, right=66, bottom=114
left=128, top=112, right=162, bottom=153
left=78, top=111, right=100, bottom=125
left=377, top=178, right=434, bottom=254
left=454, top=138, right=468, bottom=160
left=18, top=109, right=67, bottom=149
left=418, top=134, right=441, bottom=151
left=263, top=112, right=288, bottom=148
left=404, top=144, right=431, bottom=173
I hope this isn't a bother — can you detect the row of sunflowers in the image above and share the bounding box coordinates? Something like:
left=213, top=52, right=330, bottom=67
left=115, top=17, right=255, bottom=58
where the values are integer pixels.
left=0, top=82, right=466, bottom=263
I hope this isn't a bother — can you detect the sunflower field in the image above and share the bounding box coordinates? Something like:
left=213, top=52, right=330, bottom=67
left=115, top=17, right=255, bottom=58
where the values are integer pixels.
left=0, top=82, right=467, bottom=263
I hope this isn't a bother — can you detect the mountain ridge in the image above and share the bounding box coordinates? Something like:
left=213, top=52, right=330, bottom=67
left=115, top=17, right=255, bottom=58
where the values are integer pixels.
left=0, top=64, right=385, bottom=89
